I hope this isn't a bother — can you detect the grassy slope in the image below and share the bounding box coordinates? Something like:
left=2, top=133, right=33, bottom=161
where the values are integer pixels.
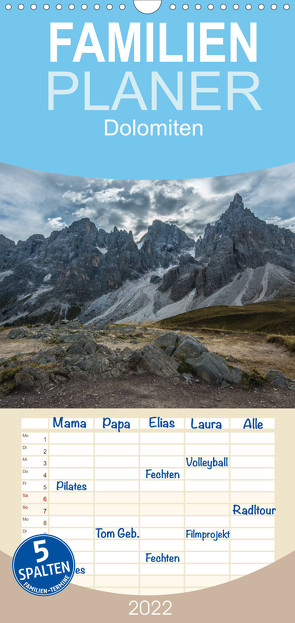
left=155, top=300, right=295, bottom=335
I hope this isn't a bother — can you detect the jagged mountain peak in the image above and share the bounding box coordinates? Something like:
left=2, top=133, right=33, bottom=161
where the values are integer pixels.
left=233, top=192, right=243, bottom=203
left=0, top=233, right=15, bottom=245
left=137, top=218, right=195, bottom=271
left=229, top=193, right=244, bottom=208
left=15, top=233, right=45, bottom=258
left=221, top=194, right=252, bottom=221
left=140, top=218, right=194, bottom=247
left=1, top=199, right=295, bottom=326
left=67, top=217, right=98, bottom=234
left=194, top=195, right=295, bottom=301
left=199, top=196, right=295, bottom=249
left=0, top=233, right=15, bottom=271
left=110, top=225, right=133, bottom=238
left=212, top=195, right=295, bottom=242
left=147, top=218, right=190, bottom=235
left=107, top=227, right=136, bottom=251
left=149, top=219, right=176, bottom=230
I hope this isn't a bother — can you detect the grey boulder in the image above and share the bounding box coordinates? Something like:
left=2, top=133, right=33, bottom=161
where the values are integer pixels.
left=172, top=337, right=208, bottom=360
left=67, top=339, right=97, bottom=356
left=128, top=344, right=179, bottom=377
left=154, top=332, right=179, bottom=351
left=265, top=369, right=291, bottom=388
left=14, top=366, right=50, bottom=390
left=7, top=327, right=28, bottom=339
left=185, top=352, right=242, bottom=385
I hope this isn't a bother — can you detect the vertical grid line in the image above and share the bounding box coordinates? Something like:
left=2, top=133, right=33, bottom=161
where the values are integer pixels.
left=138, top=424, right=141, bottom=596
left=93, top=422, right=95, bottom=590
left=229, top=417, right=231, bottom=583
left=20, top=424, right=21, bottom=541
left=274, top=420, right=276, bottom=565
left=184, top=418, right=186, bottom=593
left=47, top=419, right=50, bottom=537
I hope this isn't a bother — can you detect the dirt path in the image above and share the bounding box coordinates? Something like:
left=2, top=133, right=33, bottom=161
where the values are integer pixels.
left=0, top=327, right=156, bottom=360
left=179, top=330, right=295, bottom=380
left=1, top=326, right=293, bottom=378
left=1, top=373, right=294, bottom=409
left=0, top=329, right=51, bottom=359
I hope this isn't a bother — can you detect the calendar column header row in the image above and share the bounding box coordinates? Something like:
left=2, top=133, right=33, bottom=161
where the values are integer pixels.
left=22, top=416, right=275, bottom=431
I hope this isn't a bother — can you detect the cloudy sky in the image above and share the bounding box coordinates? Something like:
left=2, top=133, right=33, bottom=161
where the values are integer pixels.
left=0, top=162, right=295, bottom=243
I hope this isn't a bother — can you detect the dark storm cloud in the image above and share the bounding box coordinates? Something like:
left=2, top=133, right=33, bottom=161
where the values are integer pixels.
left=0, top=162, right=295, bottom=242
left=153, top=186, right=195, bottom=217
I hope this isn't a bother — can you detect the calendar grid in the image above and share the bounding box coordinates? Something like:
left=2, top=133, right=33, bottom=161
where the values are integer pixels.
left=93, top=428, right=95, bottom=590
left=21, top=415, right=276, bottom=595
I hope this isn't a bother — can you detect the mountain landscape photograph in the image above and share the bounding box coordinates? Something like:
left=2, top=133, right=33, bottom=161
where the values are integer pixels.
left=0, top=162, right=294, bottom=408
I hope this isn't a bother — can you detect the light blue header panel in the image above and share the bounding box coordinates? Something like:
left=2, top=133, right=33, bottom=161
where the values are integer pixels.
left=0, top=3, right=293, bottom=179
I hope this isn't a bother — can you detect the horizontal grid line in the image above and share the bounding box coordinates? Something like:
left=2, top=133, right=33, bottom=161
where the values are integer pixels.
left=21, top=537, right=275, bottom=541
left=21, top=502, right=275, bottom=505
left=22, top=443, right=275, bottom=446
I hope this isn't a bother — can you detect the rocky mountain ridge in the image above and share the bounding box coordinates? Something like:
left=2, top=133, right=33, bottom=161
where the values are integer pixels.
left=0, top=194, right=295, bottom=326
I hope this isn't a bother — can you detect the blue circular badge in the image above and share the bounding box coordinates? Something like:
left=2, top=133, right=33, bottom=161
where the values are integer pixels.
left=12, top=534, right=75, bottom=596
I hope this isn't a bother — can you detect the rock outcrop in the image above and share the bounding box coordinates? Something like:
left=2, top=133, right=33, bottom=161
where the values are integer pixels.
left=0, top=327, right=245, bottom=392
left=1, top=325, right=295, bottom=394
